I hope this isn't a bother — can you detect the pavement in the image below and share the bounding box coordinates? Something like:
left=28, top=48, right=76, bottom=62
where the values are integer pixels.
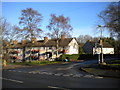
left=78, top=59, right=120, bottom=78
left=80, top=65, right=120, bottom=78
left=2, top=64, right=33, bottom=69
left=2, top=62, right=70, bottom=70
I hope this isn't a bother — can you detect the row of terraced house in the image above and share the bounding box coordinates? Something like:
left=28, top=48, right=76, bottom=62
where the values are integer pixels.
left=4, top=35, right=79, bottom=62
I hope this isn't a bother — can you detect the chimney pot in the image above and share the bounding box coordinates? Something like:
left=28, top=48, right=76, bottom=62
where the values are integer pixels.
left=32, top=38, right=37, bottom=43
left=61, top=35, right=65, bottom=40
left=44, top=37, right=48, bottom=43
left=13, top=40, right=17, bottom=45
left=21, top=40, right=26, bottom=44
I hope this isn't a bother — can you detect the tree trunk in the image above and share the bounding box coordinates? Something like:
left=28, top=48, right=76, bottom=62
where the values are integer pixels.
left=56, top=39, right=59, bottom=58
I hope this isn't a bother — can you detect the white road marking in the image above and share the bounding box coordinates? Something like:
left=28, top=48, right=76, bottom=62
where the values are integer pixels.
left=42, top=72, right=48, bottom=74
left=54, top=73, right=63, bottom=76
left=69, top=74, right=73, bottom=76
left=38, top=72, right=44, bottom=74
left=0, top=77, right=23, bottom=83
left=11, top=70, right=17, bottom=72
left=48, top=86, right=70, bottom=90
left=32, top=71, right=37, bottom=74
left=83, top=75, right=94, bottom=78
left=57, top=63, right=80, bottom=70
left=95, top=76, right=103, bottom=79
left=72, top=74, right=83, bottom=78
left=28, top=72, right=32, bottom=73
left=46, top=72, right=53, bottom=75
left=62, top=74, right=71, bottom=77
left=39, top=72, right=48, bottom=74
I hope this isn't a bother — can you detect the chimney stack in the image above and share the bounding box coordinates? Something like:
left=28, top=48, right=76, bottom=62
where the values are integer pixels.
left=44, top=37, right=48, bottom=43
left=61, top=35, right=65, bottom=40
left=99, top=40, right=102, bottom=45
left=13, top=40, right=17, bottom=45
left=21, top=40, right=26, bottom=44
left=32, top=38, right=37, bottom=43
left=5, top=42, right=9, bottom=47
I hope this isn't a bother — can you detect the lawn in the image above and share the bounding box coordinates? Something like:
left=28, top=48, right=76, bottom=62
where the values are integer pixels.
left=81, top=59, right=120, bottom=78
left=8, top=61, right=63, bottom=66
left=100, top=60, right=120, bottom=70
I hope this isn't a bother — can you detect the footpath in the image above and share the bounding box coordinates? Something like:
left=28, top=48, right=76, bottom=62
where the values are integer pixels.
left=2, top=62, right=69, bottom=70
left=80, top=60, right=120, bottom=78
left=2, top=64, right=33, bottom=69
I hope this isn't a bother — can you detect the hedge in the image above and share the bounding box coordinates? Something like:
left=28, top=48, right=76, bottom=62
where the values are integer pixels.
left=59, top=54, right=80, bottom=61
left=59, top=54, right=120, bottom=61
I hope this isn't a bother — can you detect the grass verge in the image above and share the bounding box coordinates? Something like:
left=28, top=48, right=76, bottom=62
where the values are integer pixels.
left=7, top=61, right=63, bottom=66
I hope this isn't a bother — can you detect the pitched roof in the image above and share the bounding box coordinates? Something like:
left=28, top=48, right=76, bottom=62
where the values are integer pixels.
left=9, top=38, right=74, bottom=49
left=87, top=41, right=113, bottom=48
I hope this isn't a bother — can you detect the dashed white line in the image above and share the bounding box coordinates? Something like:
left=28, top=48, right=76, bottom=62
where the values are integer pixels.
left=95, top=76, right=103, bottom=79
left=46, top=72, right=53, bottom=75
left=12, top=70, right=17, bottom=72
left=18, top=71, right=22, bottom=72
left=5, top=70, right=102, bottom=79
left=63, top=74, right=71, bottom=77
left=72, top=74, right=83, bottom=78
left=48, top=86, right=70, bottom=90
left=8, top=70, right=12, bottom=71
left=42, top=72, right=48, bottom=74
left=28, top=71, right=32, bottom=73
left=39, top=72, right=48, bottom=74
left=54, top=73, right=63, bottom=76
left=83, top=75, right=94, bottom=78
left=0, top=77, right=23, bottom=83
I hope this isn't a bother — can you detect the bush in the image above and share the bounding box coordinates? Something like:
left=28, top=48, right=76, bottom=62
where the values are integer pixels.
left=77, top=54, right=98, bottom=60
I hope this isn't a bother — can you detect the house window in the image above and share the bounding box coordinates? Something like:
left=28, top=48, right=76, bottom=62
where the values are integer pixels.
left=73, top=43, right=77, bottom=48
left=49, top=47, right=52, bottom=49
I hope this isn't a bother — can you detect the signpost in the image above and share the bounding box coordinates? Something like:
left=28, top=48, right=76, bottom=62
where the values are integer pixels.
left=94, top=43, right=101, bottom=64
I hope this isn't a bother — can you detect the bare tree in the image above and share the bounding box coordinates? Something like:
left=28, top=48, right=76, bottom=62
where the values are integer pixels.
left=77, top=35, right=93, bottom=43
left=47, top=14, right=73, bottom=39
left=1, top=18, right=16, bottom=62
left=1, top=18, right=19, bottom=43
left=15, top=8, right=43, bottom=62
left=98, top=2, right=120, bottom=41
left=47, top=14, right=73, bottom=58
left=17, top=8, right=43, bottom=41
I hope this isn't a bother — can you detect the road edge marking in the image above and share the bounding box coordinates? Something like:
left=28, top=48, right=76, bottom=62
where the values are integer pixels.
left=1, top=77, right=24, bottom=83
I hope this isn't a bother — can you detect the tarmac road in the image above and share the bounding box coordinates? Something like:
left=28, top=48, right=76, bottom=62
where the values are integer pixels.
left=2, top=61, right=120, bottom=89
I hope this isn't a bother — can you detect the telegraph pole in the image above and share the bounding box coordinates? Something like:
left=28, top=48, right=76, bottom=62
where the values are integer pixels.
left=98, top=25, right=104, bottom=64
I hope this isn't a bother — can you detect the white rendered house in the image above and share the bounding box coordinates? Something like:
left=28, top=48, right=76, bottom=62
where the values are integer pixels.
left=83, top=41, right=114, bottom=54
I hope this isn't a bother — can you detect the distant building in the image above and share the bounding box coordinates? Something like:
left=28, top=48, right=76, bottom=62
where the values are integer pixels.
left=83, top=40, right=114, bottom=54
left=5, top=35, right=79, bottom=62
